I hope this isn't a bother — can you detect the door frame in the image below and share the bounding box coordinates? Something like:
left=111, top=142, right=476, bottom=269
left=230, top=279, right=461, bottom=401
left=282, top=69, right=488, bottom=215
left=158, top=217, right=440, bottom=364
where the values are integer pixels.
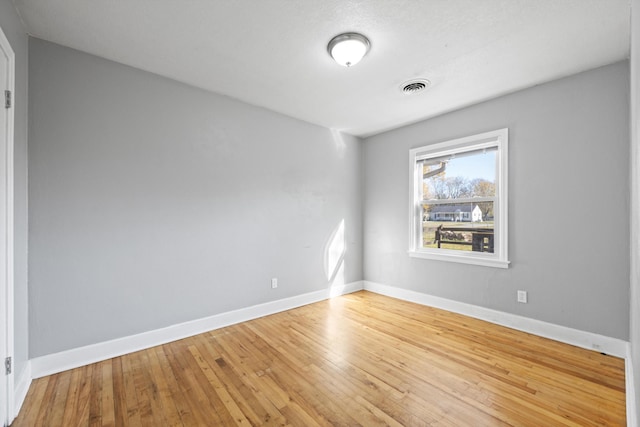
left=0, top=22, right=15, bottom=427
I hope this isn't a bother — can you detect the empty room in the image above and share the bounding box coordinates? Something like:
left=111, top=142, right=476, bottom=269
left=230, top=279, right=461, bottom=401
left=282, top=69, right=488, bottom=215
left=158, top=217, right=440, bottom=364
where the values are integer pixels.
left=1, top=0, right=640, bottom=426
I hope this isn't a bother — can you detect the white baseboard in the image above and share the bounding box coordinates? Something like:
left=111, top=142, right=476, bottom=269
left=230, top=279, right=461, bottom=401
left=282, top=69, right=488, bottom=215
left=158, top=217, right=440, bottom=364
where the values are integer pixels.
left=13, top=361, right=31, bottom=421
left=363, top=281, right=628, bottom=358
left=627, top=345, right=638, bottom=427
left=31, top=281, right=364, bottom=379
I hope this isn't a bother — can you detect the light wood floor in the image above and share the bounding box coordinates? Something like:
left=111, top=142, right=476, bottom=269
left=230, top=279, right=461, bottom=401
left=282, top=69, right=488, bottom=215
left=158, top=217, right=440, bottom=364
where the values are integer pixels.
left=12, top=291, right=626, bottom=426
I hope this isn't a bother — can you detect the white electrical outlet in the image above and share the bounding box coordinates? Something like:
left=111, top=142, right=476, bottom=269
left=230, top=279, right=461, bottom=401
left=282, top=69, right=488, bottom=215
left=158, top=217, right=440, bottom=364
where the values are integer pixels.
left=271, top=278, right=278, bottom=289
left=517, top=290, right=527, bottom=303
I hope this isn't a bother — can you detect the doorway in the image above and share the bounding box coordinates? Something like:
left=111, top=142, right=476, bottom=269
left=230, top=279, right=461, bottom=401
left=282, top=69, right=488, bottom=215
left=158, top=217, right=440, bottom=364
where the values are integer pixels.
left=0, top=23, right=14, bottom=427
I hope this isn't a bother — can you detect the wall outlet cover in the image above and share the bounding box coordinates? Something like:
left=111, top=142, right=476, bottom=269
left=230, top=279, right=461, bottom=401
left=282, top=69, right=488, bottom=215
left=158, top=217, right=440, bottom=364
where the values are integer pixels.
left=517, top=290, right=527, bottom=303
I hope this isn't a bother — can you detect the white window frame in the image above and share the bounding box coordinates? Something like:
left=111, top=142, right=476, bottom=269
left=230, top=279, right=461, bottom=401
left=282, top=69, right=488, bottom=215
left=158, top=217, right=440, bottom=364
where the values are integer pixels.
left=408, top=128, right=509, bottom=268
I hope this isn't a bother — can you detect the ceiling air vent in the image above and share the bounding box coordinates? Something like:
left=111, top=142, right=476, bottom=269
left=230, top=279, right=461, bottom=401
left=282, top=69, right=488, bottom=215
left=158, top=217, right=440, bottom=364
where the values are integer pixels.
left=401, top=79, right=430, bottom=94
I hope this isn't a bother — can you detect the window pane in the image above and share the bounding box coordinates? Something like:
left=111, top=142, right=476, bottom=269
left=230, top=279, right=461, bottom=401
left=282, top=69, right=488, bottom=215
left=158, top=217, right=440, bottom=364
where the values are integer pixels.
left=422, top=202, right=494, bottom=253
left=422, top=150, right=495, bottom=200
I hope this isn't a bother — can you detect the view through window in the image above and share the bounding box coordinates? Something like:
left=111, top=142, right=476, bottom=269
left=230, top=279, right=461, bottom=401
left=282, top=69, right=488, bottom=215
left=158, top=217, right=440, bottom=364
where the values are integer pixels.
left=421, top=148, right=496, bottom=252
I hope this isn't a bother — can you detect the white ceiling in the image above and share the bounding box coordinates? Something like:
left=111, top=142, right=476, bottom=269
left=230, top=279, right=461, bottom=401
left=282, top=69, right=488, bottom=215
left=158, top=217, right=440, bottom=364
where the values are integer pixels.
left=13, top=0, right=631, bottom=137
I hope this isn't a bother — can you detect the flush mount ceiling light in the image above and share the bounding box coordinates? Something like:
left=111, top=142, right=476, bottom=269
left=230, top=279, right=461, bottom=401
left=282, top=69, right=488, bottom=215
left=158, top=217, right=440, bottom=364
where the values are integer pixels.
left=327, top=32, right=370, bottom=67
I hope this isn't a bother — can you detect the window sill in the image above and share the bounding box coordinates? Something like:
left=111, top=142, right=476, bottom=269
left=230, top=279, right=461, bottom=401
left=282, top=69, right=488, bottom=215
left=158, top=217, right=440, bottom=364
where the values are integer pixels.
left=408, top=250, right=510, bottom=269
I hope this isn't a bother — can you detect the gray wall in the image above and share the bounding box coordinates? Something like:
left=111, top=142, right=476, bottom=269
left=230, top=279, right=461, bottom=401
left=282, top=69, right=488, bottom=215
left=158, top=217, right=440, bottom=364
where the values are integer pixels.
left=630, top=0, right=640, bottom=422
left=28, top=38, right=362, bottom=357
left=363, top=61, right=630, bottom=340
left=0, top=1, right=29, bottom=383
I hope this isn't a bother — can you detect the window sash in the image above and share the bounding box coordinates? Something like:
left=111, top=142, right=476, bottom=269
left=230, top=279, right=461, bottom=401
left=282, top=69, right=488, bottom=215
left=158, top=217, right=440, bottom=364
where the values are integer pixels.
left=421, top=196, right=495, bottom=205
left=416, top=145, right=498, bottom=165
left=415, top=139, right=499, bottom=162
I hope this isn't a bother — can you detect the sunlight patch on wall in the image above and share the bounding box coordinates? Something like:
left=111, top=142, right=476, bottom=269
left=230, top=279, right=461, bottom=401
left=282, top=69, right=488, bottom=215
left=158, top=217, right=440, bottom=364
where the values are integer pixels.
left=324, top=219, right=346, bottom=297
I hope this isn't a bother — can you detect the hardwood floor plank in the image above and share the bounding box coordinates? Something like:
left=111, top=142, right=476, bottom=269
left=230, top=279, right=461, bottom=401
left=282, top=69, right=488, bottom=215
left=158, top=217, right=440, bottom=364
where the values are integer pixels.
left=73, top=365, right=93, bottom=427
left=119, top=352, right=143, bottom=427
left=61, top=370, right=81, bottom=424
left=87, top=362, right=103, bottom=427
left=100, top=360, right=116, bottom=427
left=11, top=291, right=626, bottom=426
left=111, top=357, right=129, bottom=427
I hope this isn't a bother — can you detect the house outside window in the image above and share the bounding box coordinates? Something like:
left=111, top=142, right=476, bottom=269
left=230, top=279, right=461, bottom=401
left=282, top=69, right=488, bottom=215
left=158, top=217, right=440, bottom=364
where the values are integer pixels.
left=409, top=128, right=509, bottom=268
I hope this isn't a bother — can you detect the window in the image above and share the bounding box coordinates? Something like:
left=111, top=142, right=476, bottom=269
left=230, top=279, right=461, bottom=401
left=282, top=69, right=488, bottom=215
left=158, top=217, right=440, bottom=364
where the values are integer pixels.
left=409, top=128, right=509, bottom=268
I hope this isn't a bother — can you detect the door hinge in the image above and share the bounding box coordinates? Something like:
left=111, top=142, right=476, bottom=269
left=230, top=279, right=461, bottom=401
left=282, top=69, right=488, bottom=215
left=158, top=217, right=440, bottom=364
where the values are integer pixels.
left=4, top=90, right=11, bottom=109
left=4, top=356, right=11, bottom=375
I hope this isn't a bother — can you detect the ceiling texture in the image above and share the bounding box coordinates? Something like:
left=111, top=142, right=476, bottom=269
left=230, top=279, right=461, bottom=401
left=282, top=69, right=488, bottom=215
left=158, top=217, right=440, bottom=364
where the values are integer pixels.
left=13, top=0, right=631, bottom=137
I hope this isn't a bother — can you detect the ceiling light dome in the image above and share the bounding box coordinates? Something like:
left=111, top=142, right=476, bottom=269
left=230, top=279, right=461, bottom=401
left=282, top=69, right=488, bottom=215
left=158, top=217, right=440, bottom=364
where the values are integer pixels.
left=327, top=33, right=370, bottom=67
